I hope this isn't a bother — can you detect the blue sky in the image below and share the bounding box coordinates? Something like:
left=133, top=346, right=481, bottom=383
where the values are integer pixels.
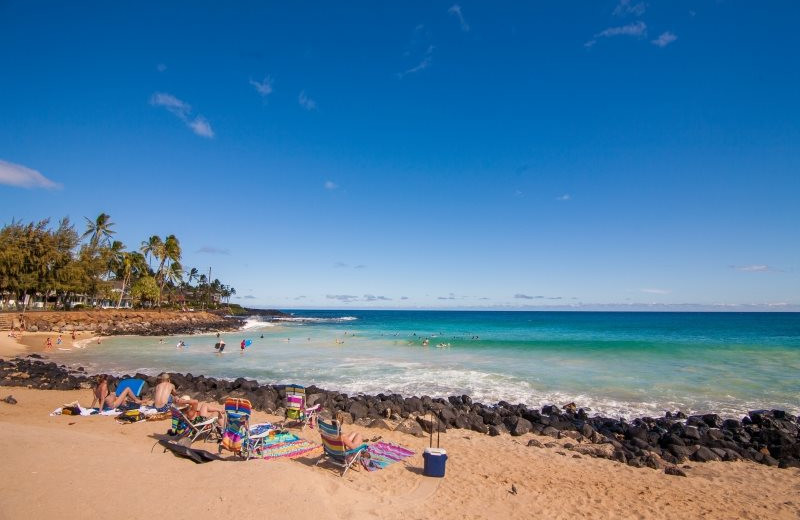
left=1, top=1, right=798, bottom=310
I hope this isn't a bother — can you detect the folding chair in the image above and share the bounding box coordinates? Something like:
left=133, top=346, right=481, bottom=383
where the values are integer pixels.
left=284, top=384, right=321, bottom=430
left=169, top=405, right=220, bottom=444
left=316, top=419, right=368, bottom=477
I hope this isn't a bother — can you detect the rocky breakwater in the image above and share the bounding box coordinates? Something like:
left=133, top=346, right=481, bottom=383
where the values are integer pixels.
left=10, top=310, right=242, bottom=336
left=2, top=357, right=798, bottom=472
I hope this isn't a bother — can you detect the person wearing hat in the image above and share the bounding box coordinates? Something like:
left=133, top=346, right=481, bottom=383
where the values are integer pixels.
left=153, top=373, right=177, bottom=412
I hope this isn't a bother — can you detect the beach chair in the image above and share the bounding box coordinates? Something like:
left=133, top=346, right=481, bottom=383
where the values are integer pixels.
left=316, top=419, right=369, bottom=477
left=219, top=397, right=271, bottom=460
left=169, top=405, right=220, bottom=444
left=283, top=384, right=321, bottom=430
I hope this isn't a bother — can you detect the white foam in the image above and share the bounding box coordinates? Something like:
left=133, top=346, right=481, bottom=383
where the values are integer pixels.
left=273, top=316, right=358, bottom=323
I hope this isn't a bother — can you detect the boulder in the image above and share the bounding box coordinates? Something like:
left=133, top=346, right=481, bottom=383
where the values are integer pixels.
left=570, top=443, right=615, bottom=459
left=510, top=417, right=533, bottom=436
left=348, top=402, right=369, bottom=420
left=664, top=466, right=687, bottom=477
left=691, top=446, right=721, bottom=463
left=395, top=418, right=425, bottom=437
left=367, top=418, right=393, bottom=430
left=527, top=438, right=545, bottom=448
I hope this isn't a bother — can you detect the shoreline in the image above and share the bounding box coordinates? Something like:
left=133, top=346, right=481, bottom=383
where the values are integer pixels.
left=2, top=354, right=798, bottom=472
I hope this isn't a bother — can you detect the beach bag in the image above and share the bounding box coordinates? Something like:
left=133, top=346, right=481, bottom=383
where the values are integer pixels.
left=116, top=409, right=145, bottom=424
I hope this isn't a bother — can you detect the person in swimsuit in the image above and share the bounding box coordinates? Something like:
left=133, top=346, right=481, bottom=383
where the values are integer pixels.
left=153, top=373, right=177, bottom=412
left=90, top=375, right=143, bottom=411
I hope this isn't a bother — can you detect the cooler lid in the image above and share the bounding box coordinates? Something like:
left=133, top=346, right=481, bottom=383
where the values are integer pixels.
left=424, top=447, right=447, bottom=455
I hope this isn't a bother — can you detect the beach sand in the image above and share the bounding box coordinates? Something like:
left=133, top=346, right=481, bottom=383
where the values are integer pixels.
left=0, top=387, right=798, bottom=520
left=0, top=331, right=95, bottom=358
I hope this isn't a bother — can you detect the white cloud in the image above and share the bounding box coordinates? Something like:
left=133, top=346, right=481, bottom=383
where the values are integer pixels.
left=731, top=264, right=778, bottom=273
left=188, top=116, right=214, bottom=138
left=324, top=180, right=338, bottom=190
left=298, top=90, right=317, bottom=110
left=326, top=294, right=359, bottom=302
left=556, top=193, right=571, bottom=201
left=613, top=0, right=646, bottom=17
left=652, top=32, right=677, bottom=47
left=150, top=92, right=191, bottom=118
left=398, top=45, right=434, bottom=78
left=249, top=76, right=274, bottom=97
left=448, top=4, right=470, bottom=32
left=641, top=288, right=671, bottom=294
left=196, top=246, right=230, bottom=255
left=150, top=92, right=214, bottom=138
left=0, top=159, right=62, bottom=189
left=597, top=21, right=647, bottom=38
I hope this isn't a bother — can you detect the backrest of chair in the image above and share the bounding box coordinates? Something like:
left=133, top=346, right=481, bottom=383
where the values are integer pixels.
left=317, top=419, right=347, bottom=457
left=224, top=397, right=252, bottom=417
left=115, top=378, right=145, bottom=397
left=285, top=385, right=306, bottom=407
left=170, top=406, right=189, bottom=434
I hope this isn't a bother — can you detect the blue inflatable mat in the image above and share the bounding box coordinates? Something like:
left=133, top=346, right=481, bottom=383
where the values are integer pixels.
left=115, top=378, right=145, bottom=397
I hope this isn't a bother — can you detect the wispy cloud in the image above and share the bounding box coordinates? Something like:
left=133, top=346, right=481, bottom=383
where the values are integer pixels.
left=249, top=76, right=274, bottom=97
left=652, top=32, right=677, bottom=47
left=326, top=294, right=359, bottom=303
left=437, top=293, right=457, bottom=300
left=363, top=294, right=392, bottom=302
left=0, top=159, right=61, bottom=189
left=586, top=21, right=647, bottom=47
left=514, top=294, right=535, bottom=300
left=556, top=193, right=572, bottom=201
left=241, top=295, right=257, bottom=299
left=324, top=180, right=338, bottom=190
left=333, top=261, right=366, bottom=270
left=196, top=246, right=230, bottom=255
left=731, top=264, right=780, bottom=273
left=398, top=45, right=434, bottom=78
left=150, top=92, right=214, bottom=138
left=298, top=90, right=317, bottom=110
left=448, top=4, right=470, bottom=32
left=641, top=288, right=671, bottom=294
left=613, top=0, right=646, bottom=17
left=156, top=63, right=167, bottom=72
left=294, top=295, right=306, bottom=300
left=400, top=296, right=409, bottom=300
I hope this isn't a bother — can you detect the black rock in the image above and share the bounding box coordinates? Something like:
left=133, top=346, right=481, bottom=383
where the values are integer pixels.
left=692, top=446, right=721, bottom=462
left=664, top=467, right=687, bottom=477
left=510, top=417, right=533, bottom=436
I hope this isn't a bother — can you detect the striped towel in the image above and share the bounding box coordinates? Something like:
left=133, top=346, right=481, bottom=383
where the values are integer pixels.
left=361, top=442, right=415, bottom=471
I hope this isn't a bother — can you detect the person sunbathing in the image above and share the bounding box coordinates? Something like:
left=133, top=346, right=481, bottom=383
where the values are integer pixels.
left=171, top=395, right=226, bottom=430
left=152, top=373, right=177, bottom=412
left=90, top=375, right=143, bottom=411
left=333, top=416, right=363, bottom=450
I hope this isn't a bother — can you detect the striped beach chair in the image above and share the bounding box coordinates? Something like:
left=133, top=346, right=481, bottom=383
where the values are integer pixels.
left=284, top=384, right=320, bottom=430
left=316, top=419, right=368, bottom=477
left=219, top=398, right=273, bottom=460
left=169, top=405, right=219, bottom=444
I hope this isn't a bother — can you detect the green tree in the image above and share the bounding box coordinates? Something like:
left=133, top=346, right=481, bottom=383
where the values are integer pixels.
left=130, top=276, right=159, bottom=306
left=81, top=213, right=115, bottom=249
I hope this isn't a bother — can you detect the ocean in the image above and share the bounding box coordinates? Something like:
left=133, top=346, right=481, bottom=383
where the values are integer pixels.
left=56, top=311, right=800, bottom=419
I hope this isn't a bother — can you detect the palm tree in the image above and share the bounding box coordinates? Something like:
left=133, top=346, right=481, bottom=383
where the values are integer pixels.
left=155, top=234, right=181, bottom=306
left=82, top=213, right=115, bottom=248
left=115, top=252, right=147, bottom=308
left=140, top=235, right=163, bottom=272
left=186, top=267, right=199, bottom=287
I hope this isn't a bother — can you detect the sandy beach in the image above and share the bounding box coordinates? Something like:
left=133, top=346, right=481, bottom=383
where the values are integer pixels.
left=0, top=384, right=798, bottom=520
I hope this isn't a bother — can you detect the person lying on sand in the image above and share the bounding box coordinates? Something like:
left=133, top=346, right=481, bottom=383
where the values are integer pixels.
left=153, top=373, right=177, bottom=412
left=90, top=375, right=143, bottom=411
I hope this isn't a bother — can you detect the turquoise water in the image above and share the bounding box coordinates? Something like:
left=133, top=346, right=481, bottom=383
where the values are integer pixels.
left=52, top=311, right=800, bottom=418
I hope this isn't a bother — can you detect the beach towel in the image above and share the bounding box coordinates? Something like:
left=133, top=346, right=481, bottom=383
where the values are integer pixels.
left=260, top=437, right=322, bottom=460
left=360, top=442, right=415, bottom=471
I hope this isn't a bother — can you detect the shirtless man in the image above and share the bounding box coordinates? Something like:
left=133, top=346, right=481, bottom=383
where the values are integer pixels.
left=90, top=375, right=143, bottom=411
left=153, top=373, right=177, bottom=412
